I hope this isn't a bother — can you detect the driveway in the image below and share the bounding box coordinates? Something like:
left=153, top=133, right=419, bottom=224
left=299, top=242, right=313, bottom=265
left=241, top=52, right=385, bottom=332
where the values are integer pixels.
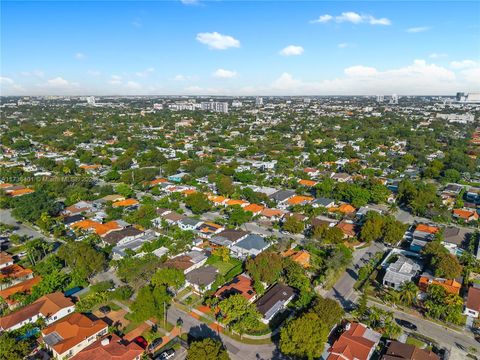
left=0, top=208, right=49, bottom=241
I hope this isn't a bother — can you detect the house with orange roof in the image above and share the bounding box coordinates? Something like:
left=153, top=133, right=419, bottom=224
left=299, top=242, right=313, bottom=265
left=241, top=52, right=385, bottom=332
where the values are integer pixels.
left=453, top=208, right=479, bottom=222
left=112, top=199, right=139, bottom=208
left=41, top=313, right=108, bottom=359
left=327, top=322, right=381, bottom=360
left=226, top=199, right=249, bottom=207
left=336, top=220, right=358, bottom=238
left=215, top=274, right=256, bottom=302
left=259, top=208, right=285, bottom=221
left=182, top=188, right=197, bottom=196
left=0, top=264, right=34, bottom=290
left=197, top=222, right=224, bottom=238
left=287, top=195, right=314, bottom=206
left=298, top=179, right=318, bottom=187
left=72, top=219, right=121, bottom=237
left=329, top=203, right=356, bottom=214
left=71, top=334, right=143, bottom=360
left=0, top=292, right=75, bottom=332
left=8, top=188, right=35, bottom=197
left=149, top=178, right=168, bottom=186
left=208, top=195, right=229, bottom=206
left=418, top=274, right=461, bottom=295
left=281, top=249, right=311, bottom=268
left=243, top=203, right=264, bottom=215
left=0, top=276, right=42, bottom=309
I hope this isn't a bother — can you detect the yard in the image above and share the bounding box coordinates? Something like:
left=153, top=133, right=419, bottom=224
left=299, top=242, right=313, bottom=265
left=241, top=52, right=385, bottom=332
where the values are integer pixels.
left=206, top=256, right=242, bottom=276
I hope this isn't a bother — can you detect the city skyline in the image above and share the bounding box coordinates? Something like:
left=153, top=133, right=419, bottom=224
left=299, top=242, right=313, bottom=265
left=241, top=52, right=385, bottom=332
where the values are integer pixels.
left=1, top=0, right=479, bottom=96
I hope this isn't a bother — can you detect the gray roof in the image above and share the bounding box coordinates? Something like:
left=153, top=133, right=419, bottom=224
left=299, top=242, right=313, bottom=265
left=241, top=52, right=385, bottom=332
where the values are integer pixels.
left=443, top=226, right=470, bottom=246
left=180, top=217, right=203, bottom=227
left=216, top=229, right=249, bottom=242
left=384, top=255, right=421, bottom=285
left=269, top=190, right=295, bottom=202
left=186, top=266, right=218, bottom=287
left=209, top=236, right=233, bottom=247
left=234, top=234, right=268, bottom=251
left=255, top=283, right=295, bottom=319
left=312, top=197, right=335, bottom=206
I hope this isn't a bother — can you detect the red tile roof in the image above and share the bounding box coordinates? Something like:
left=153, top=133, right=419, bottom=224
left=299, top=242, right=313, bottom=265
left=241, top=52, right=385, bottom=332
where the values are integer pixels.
left=328, top=323, right=377, bottom=360
left=71, top=334, right=143, bottom=360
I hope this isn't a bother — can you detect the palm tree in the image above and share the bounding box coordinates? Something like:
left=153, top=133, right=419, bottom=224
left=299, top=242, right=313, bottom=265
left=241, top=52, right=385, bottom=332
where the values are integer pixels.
left=387, top=202, right=399, bottom=215
left=399, top=282, right=418, bottom=306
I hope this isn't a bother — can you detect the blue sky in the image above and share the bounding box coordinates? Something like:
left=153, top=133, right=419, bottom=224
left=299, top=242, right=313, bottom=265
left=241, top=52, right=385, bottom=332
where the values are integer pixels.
left=1, top=1, right=479, bottom=95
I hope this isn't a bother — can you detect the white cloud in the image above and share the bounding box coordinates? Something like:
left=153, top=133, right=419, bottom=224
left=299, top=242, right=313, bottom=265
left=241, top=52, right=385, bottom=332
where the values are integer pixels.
left=19, top=70, right=44, bottom=78
left=0, top=77, right=14, bottom=85
left=74, top=52, right=86, bottom=60
left=196, top=32, right=240, bottom=50
left=279, top=45, right=304, bottom=56
left=450, top=59, right=478, bottom=69
left=344, top=65, right=378, bottom=77
left=109, top=75, right=122, bottom=85
left=312, top=12, right=391, bottom=26
left=338, top=43, right=351, bottom=48
left=46, top=77, right=70, bottom=87
left=310, top=14, right=333, bottom=23
left=406, top=26, right=430, bottom=33
left=268, top=60, right=458, bottom=95
left=136, top=67, right=155, bottom=78
left=125, top=81, right=141, bottom=90
left=429, top=53, right=448, bottom=59
left=213, top=69, right=238, bottom=78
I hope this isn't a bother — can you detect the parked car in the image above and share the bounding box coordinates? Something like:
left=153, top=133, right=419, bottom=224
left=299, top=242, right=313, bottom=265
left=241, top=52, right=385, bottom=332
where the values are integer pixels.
left=395, top=319, right=417, bottom=331
left=133, top=336, right=148, bottom=349
left=148, top=337, right=164, bottom=352
left=156, top=349, right=175, bottom=360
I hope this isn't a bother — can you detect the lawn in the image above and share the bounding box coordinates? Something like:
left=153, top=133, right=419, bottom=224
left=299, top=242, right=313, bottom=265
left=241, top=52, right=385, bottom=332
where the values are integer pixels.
left=207, top=256, right=242, bottom=276
left=406, top=336, right=426, bottom=348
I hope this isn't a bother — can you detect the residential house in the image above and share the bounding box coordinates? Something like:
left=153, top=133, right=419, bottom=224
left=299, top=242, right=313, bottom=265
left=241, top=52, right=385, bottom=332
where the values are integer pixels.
left=0, top=292, right=74, bottom=332
left=286, top=195, right=314, bottom=206
left=230, top=234, right=270, bottom=259
left=110, top=230, right=159, bottom=259
left=71, top=334, right=143, bottom=360
left=410, top=224, right=439, bottom=253
left=0, top=263, right=34, bottom=290
left=102, top=227, right=144, bottom=246
left=112, top=198, right=139, bottom=209
left=185, top=265, right=218, bottom=294
left=418, top=273, right=462, bottom=295
left=336, top=220, right=358, bottom=238
left=178, top=217, right=204, bottom=231
left=210, top=229, right=249, bottom=247
left=162, top=250, right=208, bottom=274
left=63, top=201, right=96, bottom=216
left=311, top=197, right=335, bottom=209
left=255, top=283, right=295, bottom=323
left=331, top=172, right=352, bottom=183
left=259, top=208, right=285, bottom=221
left=298, top=179, right=317, bottom=187
left=464, top=285, right=480, bottom=318
left=466, top=187, right=480, bottom=203
left=168, top=172, right=188, bottom=183
left=72, top=219, right=122, bottom=238
left=453, top=208, right=479, bottom=222
left=0, top=252, right=14, bottom=269
left=383, top=255, right=421, bottom=290
left=215, top=274, right=256, bottom=302
left=442, top=226, right=470, bottom=255
left=281, top=249, right=311, bottom=268
left=41, top=313, right=108, bottom=359
left=268, top=190, right=295, bottom=205
left=196, top=222, right=224, bottom=238
left=243, top=203, right=264, bottom=216
left=0, top=276, right=42, bottom=309
left=327, top=322, right=381, bottom=360
left=381, top=340, right=440, bottom=360
left=328, top=204, right=356, bottom=215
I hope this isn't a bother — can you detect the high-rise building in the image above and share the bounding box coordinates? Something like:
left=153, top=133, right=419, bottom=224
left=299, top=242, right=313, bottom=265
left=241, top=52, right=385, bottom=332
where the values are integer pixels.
left=201, top=101, right=229, bottom=113
left=376, top=95, right=384, bottom=103
left=255, top=97, right=263, bottom=107
left=232, top=100, right=243, bottom=108
left=86, top=96, right=96, bottom=105
left=390, top=94, right=398, bottom=105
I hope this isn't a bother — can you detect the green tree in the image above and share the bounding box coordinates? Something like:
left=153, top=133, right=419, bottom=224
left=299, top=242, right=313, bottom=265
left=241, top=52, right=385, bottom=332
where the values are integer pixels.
left=399, top=281, right=418, bottom=306
left=185, top=192, right=212, bottom=214
left=218, top=294, right=262, bottom=335
left=246, top=252, right=283, bottom=285
left=57, top=241, right=106, bottom=281
left=152, top=267, right=186, bottom=290
left=130, top=284, right=171, bottom=322
left=228, top=206, right=252, bottom=227
left=283, top=216, right=304, bottom=234
left=0, top=332, right=31, bottom=360
left=186, top=338, right=230, bottom=360
left=360, top=213, right=383, bottom=242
